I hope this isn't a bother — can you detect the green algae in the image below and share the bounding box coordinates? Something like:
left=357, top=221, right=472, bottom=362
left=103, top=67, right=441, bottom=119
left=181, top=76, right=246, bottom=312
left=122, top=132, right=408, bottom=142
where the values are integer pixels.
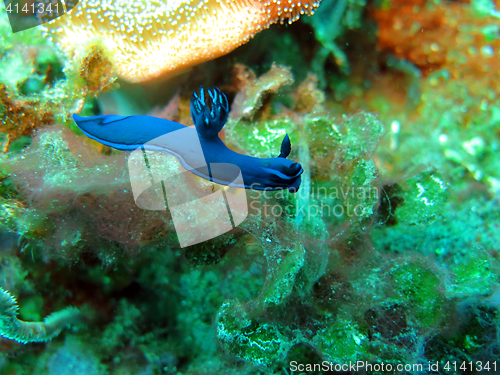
left=312, top=317, right=368, bottom=362
left=227, top=118, right=296, bottom=158
left=451, top=255, right=498, bottom=297
left=252, top=244, right=305, bottom=309
left=390, top=262, right=444, bottom=328
left=394, top=169, right=448, bottom=225
left=0, top=5, right=53, bottom=93
left=216, top=300, right=290, bottom=366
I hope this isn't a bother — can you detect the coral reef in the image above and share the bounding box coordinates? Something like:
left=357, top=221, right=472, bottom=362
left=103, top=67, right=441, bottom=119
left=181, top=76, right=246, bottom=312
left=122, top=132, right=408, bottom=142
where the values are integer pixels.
left=0, top=9, right=116, bottom=151
left=0, top=0, right=499, bottom=372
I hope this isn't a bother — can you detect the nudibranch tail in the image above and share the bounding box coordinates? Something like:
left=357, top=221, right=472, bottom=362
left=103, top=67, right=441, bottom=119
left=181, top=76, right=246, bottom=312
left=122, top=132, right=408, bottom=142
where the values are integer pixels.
left=190, top=86, right=229, bottom=140
left=73, top=87, right=303, bottom=193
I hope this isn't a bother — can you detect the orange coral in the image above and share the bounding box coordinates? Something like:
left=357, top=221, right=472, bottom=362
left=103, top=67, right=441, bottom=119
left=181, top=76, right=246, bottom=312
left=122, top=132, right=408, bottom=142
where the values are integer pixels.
left=371, top=0, right=500, bottom=87
left=371, top=0, right=451, bottom=75
left=44, top=0, right=320, bottom=83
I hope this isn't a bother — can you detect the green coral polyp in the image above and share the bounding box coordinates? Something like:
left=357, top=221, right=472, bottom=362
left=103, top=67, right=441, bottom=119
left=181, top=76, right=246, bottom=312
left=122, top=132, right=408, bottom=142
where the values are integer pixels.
left=0, top=287, right=81, bottom=344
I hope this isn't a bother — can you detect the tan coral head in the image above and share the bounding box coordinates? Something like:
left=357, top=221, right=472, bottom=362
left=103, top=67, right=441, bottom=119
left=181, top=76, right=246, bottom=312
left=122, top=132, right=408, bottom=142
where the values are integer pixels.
left=43, top=0, right=320, bottom=83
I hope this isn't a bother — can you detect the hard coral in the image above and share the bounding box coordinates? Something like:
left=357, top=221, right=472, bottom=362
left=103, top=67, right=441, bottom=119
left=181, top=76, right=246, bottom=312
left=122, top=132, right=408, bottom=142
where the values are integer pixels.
left=43, top=0, right=320, bottom=82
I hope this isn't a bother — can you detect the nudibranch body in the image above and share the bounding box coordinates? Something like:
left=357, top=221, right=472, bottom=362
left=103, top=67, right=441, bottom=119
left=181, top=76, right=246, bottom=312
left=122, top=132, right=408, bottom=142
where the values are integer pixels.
left=73, top=87, right=303, bottom=192
left=43, top=0, right=321, bottom=82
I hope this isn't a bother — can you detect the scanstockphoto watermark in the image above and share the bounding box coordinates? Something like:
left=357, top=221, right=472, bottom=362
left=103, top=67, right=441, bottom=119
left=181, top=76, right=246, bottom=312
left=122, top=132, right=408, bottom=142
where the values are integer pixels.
left=289, top=360, right=498, bottom=373
left=250, top=184, right=380, bottom=219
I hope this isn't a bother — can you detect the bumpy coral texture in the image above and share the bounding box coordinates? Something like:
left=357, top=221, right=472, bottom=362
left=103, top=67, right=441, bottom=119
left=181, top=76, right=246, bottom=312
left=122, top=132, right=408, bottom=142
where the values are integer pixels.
left=44, top=0, right=320, bottom=82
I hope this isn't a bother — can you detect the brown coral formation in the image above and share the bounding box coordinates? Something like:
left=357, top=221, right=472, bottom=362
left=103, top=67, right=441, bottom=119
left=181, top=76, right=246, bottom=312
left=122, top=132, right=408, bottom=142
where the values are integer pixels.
left=0, top=44, right=116, bottom=152
left=293, top=73, right=325, bottom=113
left=76, top=44, right=116, bottom=95
left=228, top=63, right=294, bottom=123
left=0, top=85, right=54, bottom=152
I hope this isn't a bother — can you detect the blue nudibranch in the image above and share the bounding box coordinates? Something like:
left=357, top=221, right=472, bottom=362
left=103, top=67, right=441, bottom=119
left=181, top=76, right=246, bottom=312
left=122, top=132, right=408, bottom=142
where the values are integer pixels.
left=73, top=87, right=303, bottom=192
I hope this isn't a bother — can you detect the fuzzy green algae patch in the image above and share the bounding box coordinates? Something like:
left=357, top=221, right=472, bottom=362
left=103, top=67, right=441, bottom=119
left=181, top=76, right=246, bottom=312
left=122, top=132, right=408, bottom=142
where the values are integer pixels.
left=0, top=5, right=53, bottom=93
left=311, top=317, right=368, bottom=362
left=394, top=169, right=448, bottom=225
left=228, top=118, right=297, bottom=158
left=451, top=256, right=498, bottom=297
left=390, top=262, right=444, bottom=328
left=216, top=300, right=290, bottom=366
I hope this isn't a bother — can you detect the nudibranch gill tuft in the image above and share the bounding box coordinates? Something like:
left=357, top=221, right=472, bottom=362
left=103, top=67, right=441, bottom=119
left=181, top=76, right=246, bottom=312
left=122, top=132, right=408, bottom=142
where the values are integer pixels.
left=73, top=87, right=303, bottom=192
left=43, top=0, right=321, bottom=83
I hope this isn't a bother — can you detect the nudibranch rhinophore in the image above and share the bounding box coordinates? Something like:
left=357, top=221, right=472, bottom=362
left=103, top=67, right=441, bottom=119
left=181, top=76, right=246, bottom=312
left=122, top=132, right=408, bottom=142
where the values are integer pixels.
left=43, top=0, right=321, bottom=82
left=73, top=87, right=303, bottom=192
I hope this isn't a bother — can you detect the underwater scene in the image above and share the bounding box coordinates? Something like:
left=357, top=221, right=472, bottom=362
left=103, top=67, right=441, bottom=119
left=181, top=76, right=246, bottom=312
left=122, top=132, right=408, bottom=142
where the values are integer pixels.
left=0, top=0, right=500, bottom=373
